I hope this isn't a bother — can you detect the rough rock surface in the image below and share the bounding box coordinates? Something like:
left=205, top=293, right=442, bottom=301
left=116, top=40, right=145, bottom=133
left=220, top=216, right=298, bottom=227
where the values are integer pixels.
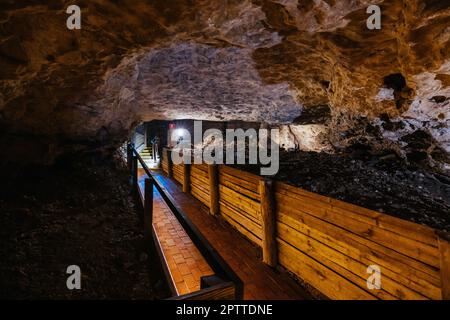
left=236, top=150, right=450, bottom=231
left=0, top=0, right=449, bottom=171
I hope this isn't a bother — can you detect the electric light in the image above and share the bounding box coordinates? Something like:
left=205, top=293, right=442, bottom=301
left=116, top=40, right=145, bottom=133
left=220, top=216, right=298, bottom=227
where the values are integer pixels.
left=175, top=128, right=186, bottom=138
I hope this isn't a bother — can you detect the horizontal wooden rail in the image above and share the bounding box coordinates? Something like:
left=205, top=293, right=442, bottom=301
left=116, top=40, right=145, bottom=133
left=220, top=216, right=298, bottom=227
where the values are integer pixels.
left=129, top=144, right=243, bottom=300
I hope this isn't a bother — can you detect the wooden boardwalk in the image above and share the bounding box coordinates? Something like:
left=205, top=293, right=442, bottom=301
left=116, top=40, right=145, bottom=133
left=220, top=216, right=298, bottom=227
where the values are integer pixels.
left=138, top=169, right=310, bottom=300
left=138, top=171, right=214, bottom=295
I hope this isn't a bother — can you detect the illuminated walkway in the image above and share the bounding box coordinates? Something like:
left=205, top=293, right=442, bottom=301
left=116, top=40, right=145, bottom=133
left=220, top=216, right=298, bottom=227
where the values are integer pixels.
left=138, top=170, right=214, bottom=295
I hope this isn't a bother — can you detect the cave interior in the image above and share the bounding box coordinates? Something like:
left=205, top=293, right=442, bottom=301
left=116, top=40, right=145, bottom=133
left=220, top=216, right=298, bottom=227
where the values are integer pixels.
left=1, top=0, right=449, bottom=300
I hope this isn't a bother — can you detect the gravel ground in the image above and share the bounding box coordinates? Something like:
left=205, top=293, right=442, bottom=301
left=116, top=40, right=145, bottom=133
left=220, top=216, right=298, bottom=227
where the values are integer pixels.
left=0, top=155, right=169, bottom=299
left=237, top=150, right=450, bottom=232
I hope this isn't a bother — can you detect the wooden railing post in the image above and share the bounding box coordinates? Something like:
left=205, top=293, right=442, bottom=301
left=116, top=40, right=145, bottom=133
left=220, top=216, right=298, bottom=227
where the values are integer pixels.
left=183, top=163, right=191, bottom=193
left=208, top=164, right=220, bottom=216
left=437, top=231, right=450, bottom=299
left=144, top=177, right=154, bottom=232
left=127, top=143, right=133, bottom=172
left=132, top=155, right=138, bottom=189
left=167, top=148, right=173, bottom=178
left=151, top=142, right=156, bottom=160
left=259, top=179, right=277, bottom=267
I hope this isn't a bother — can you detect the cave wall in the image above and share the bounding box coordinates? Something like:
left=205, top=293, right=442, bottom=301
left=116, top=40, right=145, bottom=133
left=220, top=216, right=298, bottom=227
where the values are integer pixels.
left=0, top=0, right=449, bottom=171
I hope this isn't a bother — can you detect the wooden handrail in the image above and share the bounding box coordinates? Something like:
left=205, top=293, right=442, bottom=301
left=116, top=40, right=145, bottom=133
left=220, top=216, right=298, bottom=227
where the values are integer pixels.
left=129, top=145, right=243, bottom=300
left=168, top=282, right=236, bottom=300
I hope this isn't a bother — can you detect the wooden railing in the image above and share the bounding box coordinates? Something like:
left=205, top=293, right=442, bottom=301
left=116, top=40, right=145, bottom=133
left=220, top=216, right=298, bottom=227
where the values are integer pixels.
left=127, top=144, right=243, bottom=300
left=161, top=147, right=450, bottom=300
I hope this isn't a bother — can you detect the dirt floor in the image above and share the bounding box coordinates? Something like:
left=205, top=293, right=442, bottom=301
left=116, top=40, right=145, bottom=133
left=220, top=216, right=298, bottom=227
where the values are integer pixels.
left=237, top=150, right=450, bottom=232
left=0, top=155, right=169, bottom=299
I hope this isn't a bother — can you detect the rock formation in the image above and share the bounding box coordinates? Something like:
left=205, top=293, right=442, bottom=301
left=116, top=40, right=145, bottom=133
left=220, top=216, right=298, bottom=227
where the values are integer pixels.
left=0, top=0, right=449, bottom=172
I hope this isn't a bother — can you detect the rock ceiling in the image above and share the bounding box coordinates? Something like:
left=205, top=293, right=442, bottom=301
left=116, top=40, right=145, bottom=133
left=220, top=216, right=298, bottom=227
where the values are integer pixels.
left=0, top=0, right=449, bottom=171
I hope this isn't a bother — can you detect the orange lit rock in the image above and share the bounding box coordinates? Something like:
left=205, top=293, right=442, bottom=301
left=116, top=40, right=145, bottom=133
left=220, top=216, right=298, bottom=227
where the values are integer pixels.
left=0, top=1, right=448, bottom=171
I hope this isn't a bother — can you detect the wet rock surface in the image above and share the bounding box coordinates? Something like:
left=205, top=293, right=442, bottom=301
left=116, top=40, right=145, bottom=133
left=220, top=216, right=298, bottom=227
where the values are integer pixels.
left=238, top=150, right=450, bottom=231
left=0, top=156, right=169, bottom=299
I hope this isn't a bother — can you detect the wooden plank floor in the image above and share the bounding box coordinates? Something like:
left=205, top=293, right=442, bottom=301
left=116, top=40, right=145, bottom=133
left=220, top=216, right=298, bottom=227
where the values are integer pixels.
left=139, top=169, right=311, bottom=300
left=138, top=170, right=214, bottom=295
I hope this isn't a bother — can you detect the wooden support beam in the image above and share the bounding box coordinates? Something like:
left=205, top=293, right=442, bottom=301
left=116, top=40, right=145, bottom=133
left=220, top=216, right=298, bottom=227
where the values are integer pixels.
left=437, top=231, right=450, bottom=299
left=260, top=179, right=277, bottom=267
left=183, top=163, right=191, bottom=193
left=144, top=177, right=154, bottom=232
left=208, top=164, right=220, bottom=216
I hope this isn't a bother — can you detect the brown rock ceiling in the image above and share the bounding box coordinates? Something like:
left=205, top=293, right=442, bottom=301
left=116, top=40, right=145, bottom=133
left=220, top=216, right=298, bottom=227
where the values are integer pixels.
left=0, top=0, right=449, bottom=171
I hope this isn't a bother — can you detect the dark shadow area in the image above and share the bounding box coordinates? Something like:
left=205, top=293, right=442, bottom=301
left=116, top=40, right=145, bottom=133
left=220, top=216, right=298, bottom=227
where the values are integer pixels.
left=383, top=73, right=406, bottom=92
left=0, top=155, right=170, bottom=299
